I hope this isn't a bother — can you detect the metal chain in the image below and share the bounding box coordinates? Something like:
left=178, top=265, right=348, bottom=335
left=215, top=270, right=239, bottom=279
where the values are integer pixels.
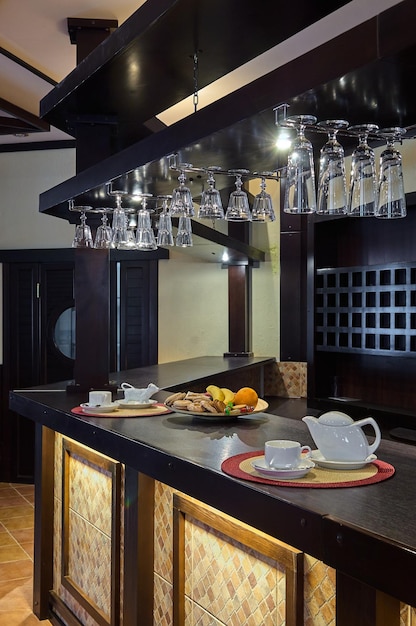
left=193, top=52, right=199, bottom=113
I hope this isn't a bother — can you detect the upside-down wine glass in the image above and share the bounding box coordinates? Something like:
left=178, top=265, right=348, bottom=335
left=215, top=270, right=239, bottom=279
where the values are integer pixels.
left=316, top=119, right=349, bottom=215
left=347, top=124, right=379, bottom=217
left=94, top=210, right=114, bottom=249
left=136, top=195, right=157, bottom=250
left=283, top=115, right=317, bottom=214
left=251, top=175, right=276, bottom=222
left=71, top=202, right=94, bottom=248
left=170, top=165, right=195, bottom=217
left=225, top=170, right=251, bottom=221
left=175, top=216, right=193, bottom=247
left=375, top=127, right=407, bottom=219
left=107, top=185, right=130, bottom=248
left=156, top=196, right=174, bottom=246
left=198, top=168, right=225, bottom=220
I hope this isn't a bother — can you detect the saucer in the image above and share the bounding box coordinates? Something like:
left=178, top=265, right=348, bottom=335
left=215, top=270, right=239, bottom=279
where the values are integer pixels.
left=115, top=399, right=157, bottom=409
left=80, top=403, right=118, bottom=414
left=311, top=450, right=377, bottom=470
left=251, top=457, right=315, bottom=480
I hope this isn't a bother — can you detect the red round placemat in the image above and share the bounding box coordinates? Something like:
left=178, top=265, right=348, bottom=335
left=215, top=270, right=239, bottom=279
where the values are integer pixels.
left=221, top=451, right=395, bottom=488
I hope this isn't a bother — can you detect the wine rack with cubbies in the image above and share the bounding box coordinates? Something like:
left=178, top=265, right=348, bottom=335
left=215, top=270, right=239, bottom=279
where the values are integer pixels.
left=315, top=262, right=416, bottom=356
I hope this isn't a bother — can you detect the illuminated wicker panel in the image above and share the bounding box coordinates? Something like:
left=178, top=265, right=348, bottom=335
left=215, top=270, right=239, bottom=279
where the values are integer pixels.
left=173, top=493, right=303, bottom=626
left=61, top=438, right=122, bottom=626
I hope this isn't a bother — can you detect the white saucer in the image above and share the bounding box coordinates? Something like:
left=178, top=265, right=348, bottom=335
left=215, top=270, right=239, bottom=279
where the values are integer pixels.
left=311, top=450, right=377, bottom=470
left=115, top=399, right=157, bottom=409
left=80, top=403, right=118, bottom=414
left=251, top=457, right=315, bottom=480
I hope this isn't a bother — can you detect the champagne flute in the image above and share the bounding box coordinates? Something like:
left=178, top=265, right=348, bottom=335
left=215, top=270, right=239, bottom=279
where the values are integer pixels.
left=175, top=216, right=193, bottom=247
left=107, top=185, right=130, bottom=248
left=316, top=120, right=349, bottom=215
left=283, top=115, right=317, bottom=214
left=347, top=123, right=379, bottom=217
left=375, top=127, right=407, bottom=219
left=156, top=196, right=174, bottom=246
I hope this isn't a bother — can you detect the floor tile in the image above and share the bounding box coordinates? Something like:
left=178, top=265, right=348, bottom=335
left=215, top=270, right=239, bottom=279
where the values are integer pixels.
left=9, top=529, right=34, bottom=545
left=0, top=531, right=18, bottom=548
left=0, top=559, right=33, bottom=583
left=2, top=514, right=34, bottom=531
left=0, top=505, right=34, bottom=522
left=0, top=544, right=29, bottom=563
left=0, top=495, right=28, bottom=507
left=0, top=484, right=49, bottom=623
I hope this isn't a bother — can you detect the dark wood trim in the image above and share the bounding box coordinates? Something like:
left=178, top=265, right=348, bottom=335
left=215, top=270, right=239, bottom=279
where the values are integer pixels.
left=123, top=469, right=155, bottom=625
left=227, top=264, right=252, bottom=355
left=33, top=424, right=55, bottom=619
left=336, top=572, right=399, bottom=626
left=0, top=140, right=76, bottom=153
left=0, top=96, right=50, bottom=132
left=0, top=46, right=57, bottom=85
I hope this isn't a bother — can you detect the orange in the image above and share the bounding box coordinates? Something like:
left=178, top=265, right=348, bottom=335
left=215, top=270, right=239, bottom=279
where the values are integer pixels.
left=233, top=387, right=258, bottom=407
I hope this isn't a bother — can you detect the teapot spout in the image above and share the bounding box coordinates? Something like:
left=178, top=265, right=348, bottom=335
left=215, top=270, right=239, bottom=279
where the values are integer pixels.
left=302, top=415, right=320, bottom=447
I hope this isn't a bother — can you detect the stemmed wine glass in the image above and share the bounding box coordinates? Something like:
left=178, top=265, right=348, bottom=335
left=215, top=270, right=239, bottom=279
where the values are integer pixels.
left=94, top=209, right=114, bottom=248
left=70, top=201, right=94, bottom=248
left=347, top=124, right=379, bottom=217
left=316, top=120, right=349, bottom=215
left=251, top=175, right=276, bottom=222
left=375, top=127, right=407, bottom=219
left=283, top=115, right=317, bottom=214
left=175, top=216, right=193, bottom=247
left=170, top=165, right=195, bottom=217
left=198, top=168, right=225, bottom=220
left=107, top=184, right=129, bottom=248
left=156, top=196, right=174, bottom=246
left=225, top=170, right=251, bottom=221
left=136, top=195, right=157, bottom=250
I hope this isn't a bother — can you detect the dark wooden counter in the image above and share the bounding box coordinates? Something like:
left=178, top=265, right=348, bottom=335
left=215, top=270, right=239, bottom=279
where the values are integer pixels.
left=9, top=356, right=416, bottom=624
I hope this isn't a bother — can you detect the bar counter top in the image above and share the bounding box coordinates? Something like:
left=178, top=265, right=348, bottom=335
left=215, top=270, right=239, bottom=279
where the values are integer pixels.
left=9, top=356, right=416, bottom=615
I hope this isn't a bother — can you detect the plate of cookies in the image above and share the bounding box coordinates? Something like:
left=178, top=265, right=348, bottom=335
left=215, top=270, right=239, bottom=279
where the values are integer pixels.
left=164, top=389, right=268, bottom=420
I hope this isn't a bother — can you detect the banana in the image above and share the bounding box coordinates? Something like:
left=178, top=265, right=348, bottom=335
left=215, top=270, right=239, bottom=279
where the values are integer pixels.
left=206, top=384, right=225, bottom=402
left=221, top=387, right=235, bottom=404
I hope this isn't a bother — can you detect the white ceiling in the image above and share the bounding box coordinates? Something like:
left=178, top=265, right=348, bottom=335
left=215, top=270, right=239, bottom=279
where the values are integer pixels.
left=0, top=0, right=146, bottom=145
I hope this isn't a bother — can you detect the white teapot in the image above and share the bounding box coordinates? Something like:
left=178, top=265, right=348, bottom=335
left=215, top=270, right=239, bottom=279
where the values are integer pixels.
left=302, top=411, right=381, bottom=462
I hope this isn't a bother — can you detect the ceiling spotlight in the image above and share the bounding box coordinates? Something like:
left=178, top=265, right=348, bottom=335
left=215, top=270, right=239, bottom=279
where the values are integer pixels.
left=275, top=127, right=292, bottom=150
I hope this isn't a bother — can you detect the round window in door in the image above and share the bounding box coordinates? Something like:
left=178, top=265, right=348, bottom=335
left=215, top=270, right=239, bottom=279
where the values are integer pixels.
left=53, top=306, right=76, bottom=359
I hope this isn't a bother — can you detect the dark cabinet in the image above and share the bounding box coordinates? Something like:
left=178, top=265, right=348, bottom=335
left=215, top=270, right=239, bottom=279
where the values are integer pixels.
left=307, top=195, right=416, bottom=429
left=1, top=251, right=159, bottom=482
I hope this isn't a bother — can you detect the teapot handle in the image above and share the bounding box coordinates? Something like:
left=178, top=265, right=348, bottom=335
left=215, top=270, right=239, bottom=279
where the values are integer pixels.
left=121, top=382, right=134, bottom=390
left=356, top=417, right=381, bottom=455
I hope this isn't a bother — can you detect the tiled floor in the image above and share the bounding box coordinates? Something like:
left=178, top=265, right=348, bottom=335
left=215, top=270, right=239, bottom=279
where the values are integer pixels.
left=0, top=482, right=50, bottom=625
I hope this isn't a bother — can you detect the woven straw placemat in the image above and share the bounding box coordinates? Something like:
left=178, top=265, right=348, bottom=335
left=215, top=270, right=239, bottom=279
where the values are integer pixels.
left=71, top=403, right=172, bottom=418
left=222, top=451, right=395, bottom=488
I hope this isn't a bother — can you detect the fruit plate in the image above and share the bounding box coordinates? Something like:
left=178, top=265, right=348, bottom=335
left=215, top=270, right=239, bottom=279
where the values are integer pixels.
left=167, top=398, right=269, bottom=420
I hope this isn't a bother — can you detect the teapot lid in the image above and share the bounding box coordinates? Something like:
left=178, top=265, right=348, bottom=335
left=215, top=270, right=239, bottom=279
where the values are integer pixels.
left=317, top=411, right=354, bottom=426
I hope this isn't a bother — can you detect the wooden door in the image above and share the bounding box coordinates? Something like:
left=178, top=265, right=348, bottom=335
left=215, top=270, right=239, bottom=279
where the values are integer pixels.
left=2, top=260, right=75, bottom=481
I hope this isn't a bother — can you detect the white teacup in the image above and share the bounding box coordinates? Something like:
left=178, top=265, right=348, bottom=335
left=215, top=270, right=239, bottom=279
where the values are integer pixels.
left=265, top=440, right=311, bottom=469
left=88, top=390, right=112, bottom=407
